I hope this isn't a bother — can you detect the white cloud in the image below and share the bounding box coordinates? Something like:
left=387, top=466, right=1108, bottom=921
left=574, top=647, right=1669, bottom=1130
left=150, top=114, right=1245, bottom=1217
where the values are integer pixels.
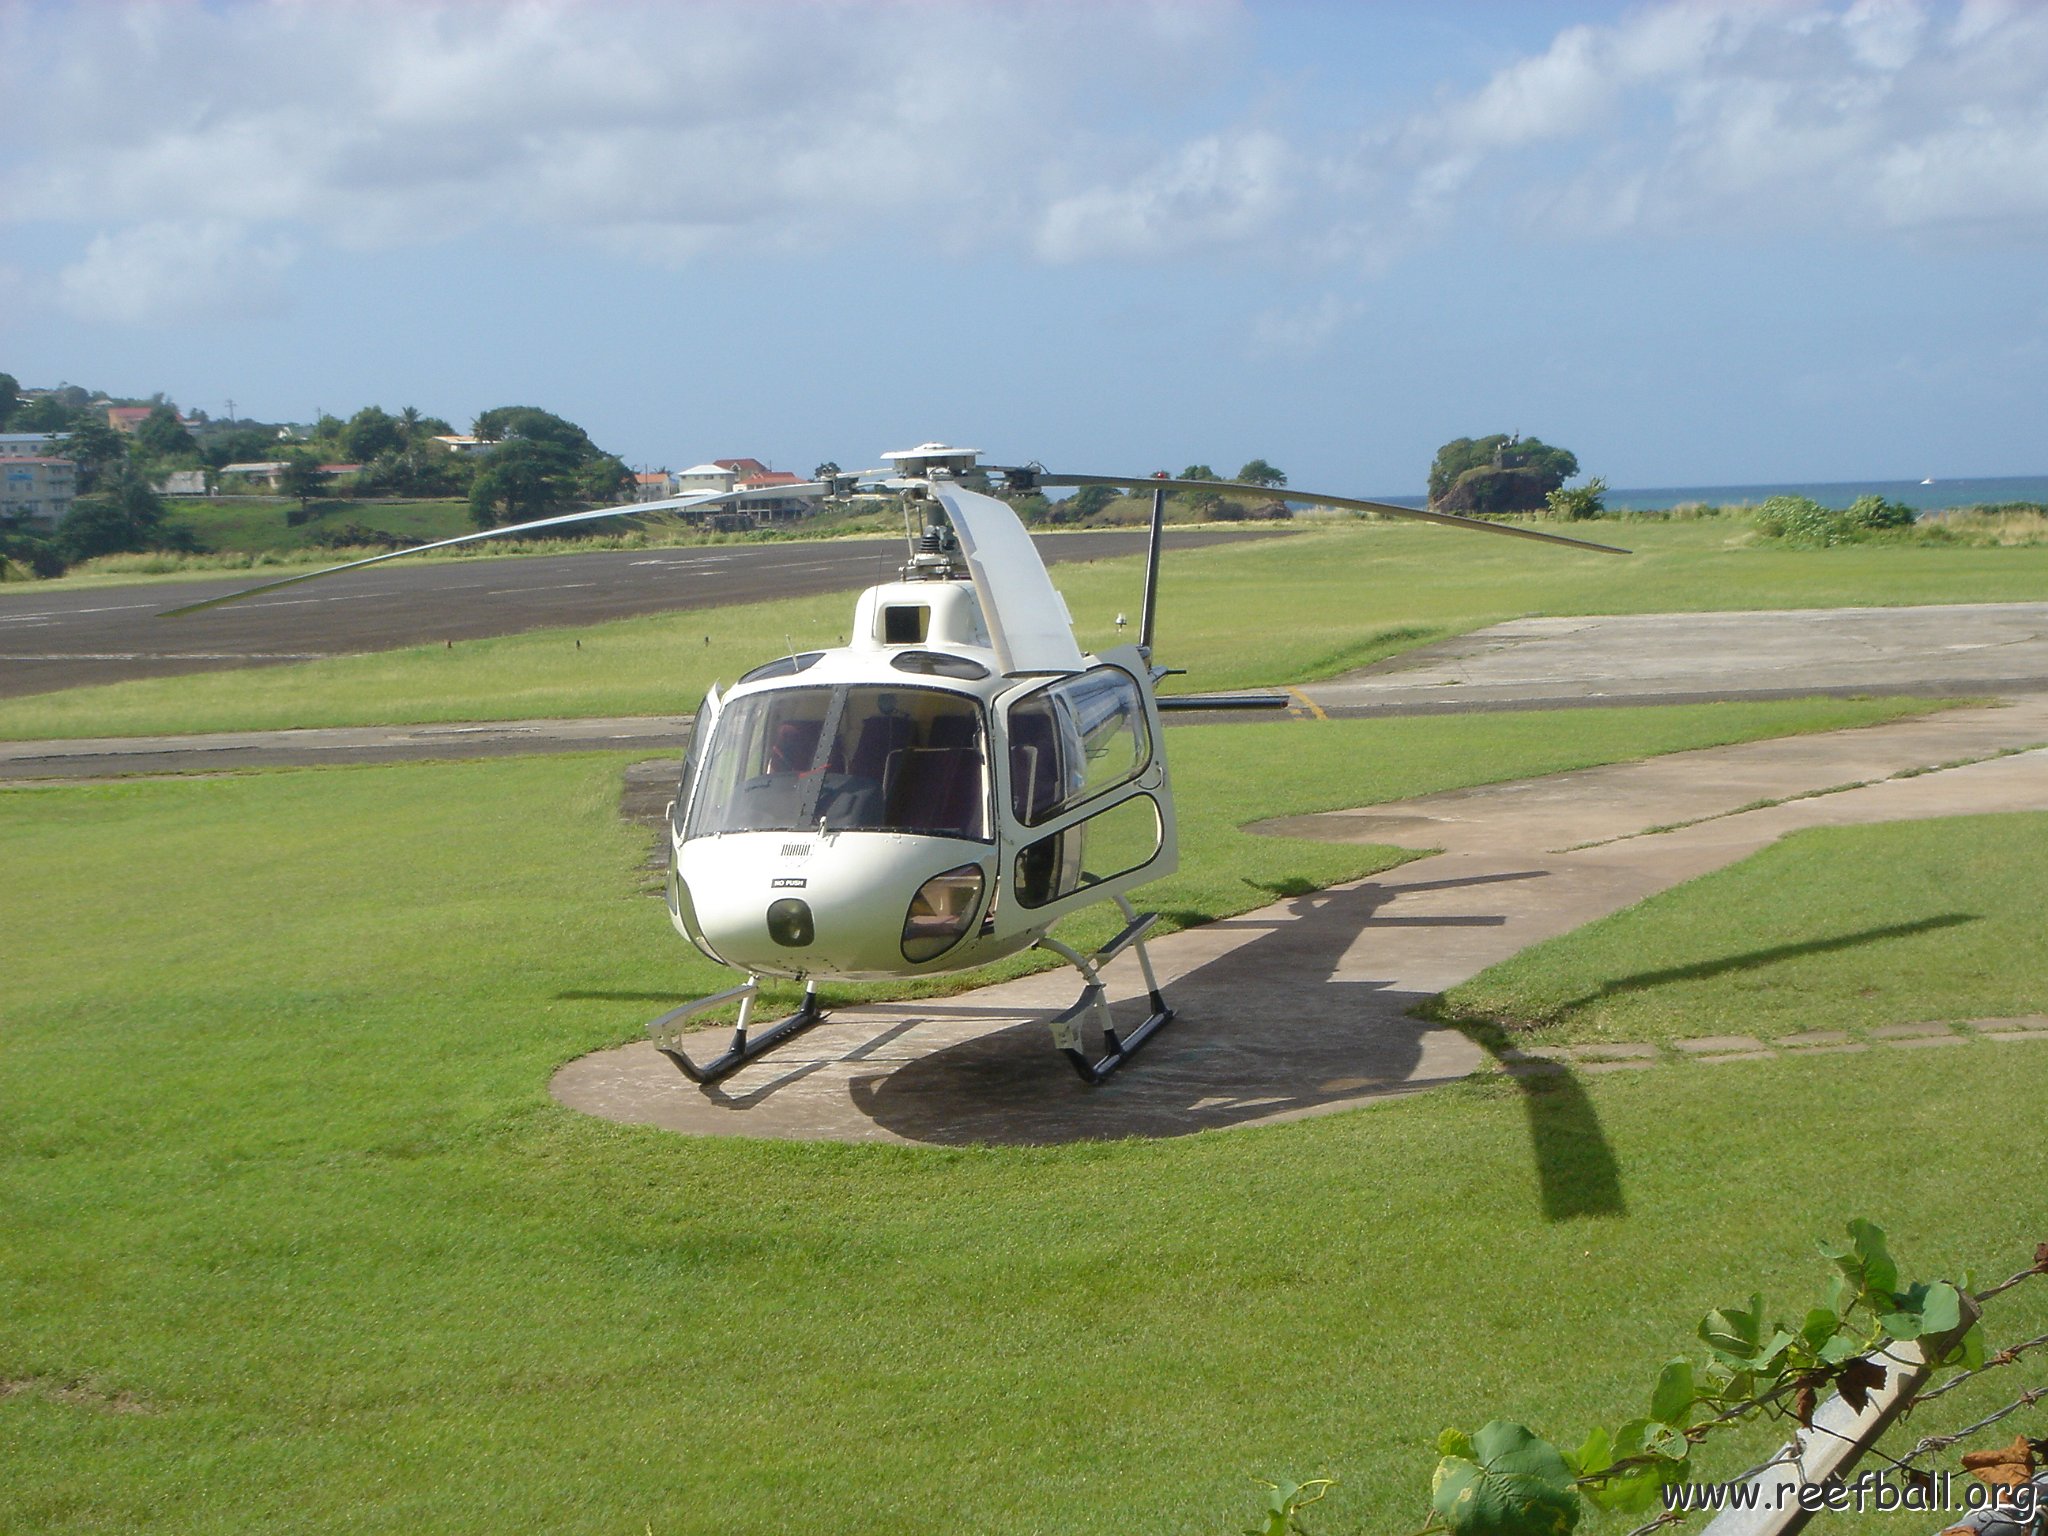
left=1247, top=293, right=1364, bottom=358
left=56, top=222, right=299, bottom=325
left=0, top=0, right=1241, bottom=290
left=1392, top=0, right=2048, bottom=242
left=5, top=0, right=2048, bottom=323
left=1035, top=131, right=1296, bottom=263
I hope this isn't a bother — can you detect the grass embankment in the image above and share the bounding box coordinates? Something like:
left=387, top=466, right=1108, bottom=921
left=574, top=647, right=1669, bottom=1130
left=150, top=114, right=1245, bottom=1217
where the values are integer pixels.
left=6, top=517, right=2048, bottom=741
left=1429, top=811, right=2048, bottom=1048
left=165, top=496, right=474, bottom=555
left=4, top=713, right=2043, bottom=1535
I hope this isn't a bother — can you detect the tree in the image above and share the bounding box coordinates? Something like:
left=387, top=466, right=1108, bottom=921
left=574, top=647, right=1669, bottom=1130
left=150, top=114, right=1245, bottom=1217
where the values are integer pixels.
left=468, top=438, right=577, bottom=527
left=471, top=405, right=596, bottom=459
left=813, top=461, right=842, bottom=483
left=341, top=405, right=401, bottom=463
left=1179, top=464, right=1219, bottom=481
left=277, top=451, right=326, bottom=518
left=133, top=404, right=196, bottom=462
left=1235, top=458, right=1287, bottom=488
left=61, top=420, right=129, bottom=494
left=57, top=472, right=177, bottom=560
left=573, top=453, right=632, bottom=506
left=1428, top=433, right=1579, bottom=514
left=0, top=373, right=18, bottom=432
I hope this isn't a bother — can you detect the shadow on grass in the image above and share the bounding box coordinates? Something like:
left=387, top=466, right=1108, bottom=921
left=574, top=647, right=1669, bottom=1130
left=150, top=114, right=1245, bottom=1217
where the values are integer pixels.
left=1463, top=1021, right=1627, bottom=1223
left=1545, top=914, right=1980, bottom=1017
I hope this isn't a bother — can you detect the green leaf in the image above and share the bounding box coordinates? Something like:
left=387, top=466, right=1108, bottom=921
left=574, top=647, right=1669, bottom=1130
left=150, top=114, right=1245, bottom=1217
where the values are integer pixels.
left=1918, top=1282, right=1962, bottom=1336
left=1700, top=1296, right=1764, bottom=1357
left=1584, top=1465, right=1666, bottom=1514
left=1847, top=1219, right=1898, bottom=1298
left=1439, top=1428, right=1475, bottom=1459
left=1823, top=1274, right=1851, bottom=1316
left=1956, top=1321, right=1987, bottom=1372
left=1648, top=1424, right=1690, bottom=1462
left=1566, top=1426, right=1613, bottom=1479
left=1650, top=1360, right=1695, bottom=1428
left=1431, top=1422, right=1583, bottom=1536
left=1752, top=1330, right=1795, bottom=1376
left=1879, top=1309, right=1923, bottom=1340
left=1801, top=1307, right=1841, bottom=1350
left=1818, top=1333, right=1864, bottom=1365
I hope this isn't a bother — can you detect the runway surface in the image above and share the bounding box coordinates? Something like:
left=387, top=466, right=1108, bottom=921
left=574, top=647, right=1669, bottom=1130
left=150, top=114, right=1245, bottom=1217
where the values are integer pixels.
left=8, top=600, right=2046, bottom=780
left=0, top=527, right=1277, bottom=698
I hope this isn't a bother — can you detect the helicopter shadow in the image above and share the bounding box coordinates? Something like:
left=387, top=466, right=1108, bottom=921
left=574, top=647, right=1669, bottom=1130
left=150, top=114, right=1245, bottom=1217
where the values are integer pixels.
left=848, top=865, right=1627, bottom=1217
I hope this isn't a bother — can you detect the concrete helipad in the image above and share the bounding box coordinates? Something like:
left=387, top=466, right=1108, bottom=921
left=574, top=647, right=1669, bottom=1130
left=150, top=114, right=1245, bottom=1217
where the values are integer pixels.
left=550, top=695, right=2048, bottom=1147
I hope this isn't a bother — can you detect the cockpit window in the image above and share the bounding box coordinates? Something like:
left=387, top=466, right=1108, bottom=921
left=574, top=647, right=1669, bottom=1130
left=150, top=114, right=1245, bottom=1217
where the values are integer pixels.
left=687, top=685, right=990, bottom=841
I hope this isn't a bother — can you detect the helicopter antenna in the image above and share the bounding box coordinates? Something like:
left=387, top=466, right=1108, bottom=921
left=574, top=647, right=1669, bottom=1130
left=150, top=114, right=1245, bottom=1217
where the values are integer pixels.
left=1139, top=476, right=1167, bottom=658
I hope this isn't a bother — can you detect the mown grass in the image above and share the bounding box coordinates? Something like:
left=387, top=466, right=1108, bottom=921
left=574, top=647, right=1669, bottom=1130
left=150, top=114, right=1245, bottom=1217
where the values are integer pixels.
left=6, top=517, right=2048, bottom=740
left=1427, top=812, right=2048, bottom=1048
left=7, top=702, right=2042, bottom=1536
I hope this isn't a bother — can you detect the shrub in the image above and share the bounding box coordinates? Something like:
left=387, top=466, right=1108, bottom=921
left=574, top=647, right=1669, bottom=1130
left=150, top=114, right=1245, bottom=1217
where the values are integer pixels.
left=1544, top=477, right=1607, bottom=521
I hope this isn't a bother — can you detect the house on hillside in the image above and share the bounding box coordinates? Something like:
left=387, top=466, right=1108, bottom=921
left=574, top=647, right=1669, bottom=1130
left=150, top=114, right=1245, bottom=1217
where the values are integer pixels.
left=675, top=462, right=737, bottom=497
left=730, top=468, right=822, bottom=523
left=219, top=461, right=288, bottom=490
left=155, top=469, right=210, bottom=497
left=0, top=432, right=65, bottom=459
left=633, top=471, right=676, bottom=502
left=431, top=435, right=494, bottom=456
left=0, top=457, right=77, bottom=525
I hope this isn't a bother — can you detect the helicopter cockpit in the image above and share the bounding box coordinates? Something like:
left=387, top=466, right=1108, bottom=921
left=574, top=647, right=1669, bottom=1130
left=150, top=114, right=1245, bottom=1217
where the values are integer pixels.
left=687, top=683, right=990, bottom=843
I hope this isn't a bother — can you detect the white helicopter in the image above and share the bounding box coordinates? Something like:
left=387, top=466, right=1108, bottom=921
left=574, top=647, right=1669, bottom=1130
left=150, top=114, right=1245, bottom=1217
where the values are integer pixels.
left=169, top=443, right=1626, bottom=1086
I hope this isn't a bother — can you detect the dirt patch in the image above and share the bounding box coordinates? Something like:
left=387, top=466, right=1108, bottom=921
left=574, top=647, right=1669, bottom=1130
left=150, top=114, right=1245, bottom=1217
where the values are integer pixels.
left=2, top=1376, right=158, bottom=1414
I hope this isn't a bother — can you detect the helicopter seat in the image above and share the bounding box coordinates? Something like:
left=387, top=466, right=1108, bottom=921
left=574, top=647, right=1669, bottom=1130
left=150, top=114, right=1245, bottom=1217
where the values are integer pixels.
left=766, top=718, right=824, bottom=775
left=881, top=716, right=986, bottom=840
left=848, top=712, right=915, bottom=784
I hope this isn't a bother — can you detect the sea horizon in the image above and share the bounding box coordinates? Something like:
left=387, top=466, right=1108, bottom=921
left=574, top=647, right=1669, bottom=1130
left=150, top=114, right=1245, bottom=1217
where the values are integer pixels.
left=1362, top=473, right=2048, bottom=513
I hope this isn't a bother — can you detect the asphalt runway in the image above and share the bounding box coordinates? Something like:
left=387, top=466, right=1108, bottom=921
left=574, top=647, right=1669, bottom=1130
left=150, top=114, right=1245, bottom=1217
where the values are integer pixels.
left=8, top=600, right=2048, bottom=781
left=0, top=527, right=1278, bottom=699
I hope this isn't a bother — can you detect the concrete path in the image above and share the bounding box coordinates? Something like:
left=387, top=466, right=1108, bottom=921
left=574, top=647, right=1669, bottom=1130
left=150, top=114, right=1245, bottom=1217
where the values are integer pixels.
left=550, top=695, right=2048, bottom=1148
left=1306, top=602, right=2048, bottom=714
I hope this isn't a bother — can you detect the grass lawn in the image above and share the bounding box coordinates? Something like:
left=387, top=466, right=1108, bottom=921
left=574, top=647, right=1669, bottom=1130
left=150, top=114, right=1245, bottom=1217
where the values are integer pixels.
left=6, top=701, right=2043, bottom=1535
left=1427, top=811, right=2048, bottom=1047
left=4, top=517, right=2048, bottom=739
left=163, top=497, right=475, bottom=555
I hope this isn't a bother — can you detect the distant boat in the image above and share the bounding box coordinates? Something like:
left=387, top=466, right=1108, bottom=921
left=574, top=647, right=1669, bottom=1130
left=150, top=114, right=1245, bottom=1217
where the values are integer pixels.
left=1921, top=477, right=1936, bottom=485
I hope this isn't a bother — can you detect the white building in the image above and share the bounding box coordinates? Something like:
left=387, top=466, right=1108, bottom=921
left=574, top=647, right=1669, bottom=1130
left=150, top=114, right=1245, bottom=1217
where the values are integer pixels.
left=0, top=433, right=65, bottom=459
left=0, top=457, right=77, bottom=525
left=675, top=462, right=738, bottom=497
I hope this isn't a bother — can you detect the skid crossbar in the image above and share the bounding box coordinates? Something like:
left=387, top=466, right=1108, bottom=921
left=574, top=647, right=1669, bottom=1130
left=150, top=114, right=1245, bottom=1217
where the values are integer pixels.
left=645, top=977, right=824, bottom=1085
left=1040, top=897, right=1176, bottom=1085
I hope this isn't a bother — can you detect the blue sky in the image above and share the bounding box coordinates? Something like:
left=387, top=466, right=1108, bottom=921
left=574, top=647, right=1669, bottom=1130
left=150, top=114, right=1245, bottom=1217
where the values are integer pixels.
left=3, top=0, right=2044, bottom=493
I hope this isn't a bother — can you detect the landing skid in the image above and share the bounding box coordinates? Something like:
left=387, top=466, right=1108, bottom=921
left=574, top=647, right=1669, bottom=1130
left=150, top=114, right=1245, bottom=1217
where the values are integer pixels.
left=645, top=978, right=823, bottom=1086
left=1039, top=895, right=1177, bottom=1085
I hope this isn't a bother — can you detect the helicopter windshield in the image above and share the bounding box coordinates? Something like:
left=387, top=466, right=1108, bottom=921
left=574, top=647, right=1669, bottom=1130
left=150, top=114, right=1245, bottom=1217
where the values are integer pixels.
left=687, top=684, right=990, bottom=841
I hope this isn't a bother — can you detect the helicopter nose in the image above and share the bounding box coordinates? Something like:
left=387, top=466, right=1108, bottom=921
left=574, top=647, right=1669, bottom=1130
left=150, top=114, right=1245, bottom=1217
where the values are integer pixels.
left=765, top=897, right=814, bottom=948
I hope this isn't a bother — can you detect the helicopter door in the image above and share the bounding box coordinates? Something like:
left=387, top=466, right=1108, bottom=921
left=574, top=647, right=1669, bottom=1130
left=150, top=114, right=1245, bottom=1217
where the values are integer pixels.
left=991, top=650, right=1176, bottom=940
left=666, top=686, right=723, bottom=959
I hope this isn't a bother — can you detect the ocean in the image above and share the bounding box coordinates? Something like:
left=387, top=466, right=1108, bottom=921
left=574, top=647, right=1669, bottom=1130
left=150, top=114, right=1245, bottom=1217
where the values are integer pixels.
left=1365, top=475, right=2048, bottom=514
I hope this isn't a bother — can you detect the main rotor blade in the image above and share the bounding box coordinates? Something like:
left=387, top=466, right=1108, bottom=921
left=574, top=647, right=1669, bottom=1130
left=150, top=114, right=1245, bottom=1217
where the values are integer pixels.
left=1034, top=473, right=1631, bottom=556
left=158, top=483, right=823, bottom=618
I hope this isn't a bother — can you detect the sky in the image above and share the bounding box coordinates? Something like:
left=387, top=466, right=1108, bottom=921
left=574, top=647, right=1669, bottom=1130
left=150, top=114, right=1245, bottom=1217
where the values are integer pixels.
left=3, top=0, right=2045, bottom=494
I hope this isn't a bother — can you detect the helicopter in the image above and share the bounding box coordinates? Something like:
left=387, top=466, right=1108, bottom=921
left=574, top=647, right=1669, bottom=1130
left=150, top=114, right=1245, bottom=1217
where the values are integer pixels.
left=168, top=443, right=1627, bottom=1087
